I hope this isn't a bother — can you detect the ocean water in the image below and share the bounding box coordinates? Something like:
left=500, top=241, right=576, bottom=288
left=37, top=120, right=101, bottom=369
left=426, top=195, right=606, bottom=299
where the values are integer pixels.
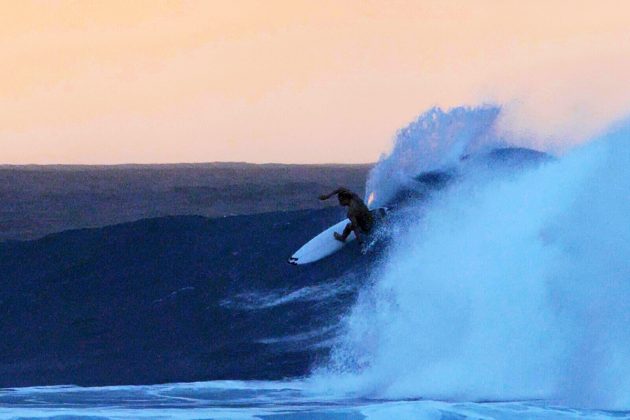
left=0, top=380, right=626, bottom=419
left=3, top=106, right=630, bottom=419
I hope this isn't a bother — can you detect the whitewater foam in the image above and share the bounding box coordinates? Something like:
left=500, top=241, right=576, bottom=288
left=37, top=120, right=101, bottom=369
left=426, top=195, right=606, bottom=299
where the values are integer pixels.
left=219, top=274, right=359, bottom=310
left=366, top=106, right=504, bottom=207
left=2, top=381, right=620, bottom=419
left=315, top=107, right=630, bottom=410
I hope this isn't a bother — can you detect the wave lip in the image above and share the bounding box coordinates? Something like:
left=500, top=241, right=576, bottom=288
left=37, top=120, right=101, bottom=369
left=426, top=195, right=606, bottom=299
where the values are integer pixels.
left=366, top=105, right=503, bottom=208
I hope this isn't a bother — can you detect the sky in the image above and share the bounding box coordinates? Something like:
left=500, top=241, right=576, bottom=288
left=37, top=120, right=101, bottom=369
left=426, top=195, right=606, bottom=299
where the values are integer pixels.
left=2, top=0, right=630, bottom=164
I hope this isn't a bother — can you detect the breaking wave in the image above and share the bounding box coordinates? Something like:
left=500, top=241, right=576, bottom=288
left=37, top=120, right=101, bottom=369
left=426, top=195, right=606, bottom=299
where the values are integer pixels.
left=366, top=106, right=504, bottom=207
left=314, top=106, right=630, bottom=410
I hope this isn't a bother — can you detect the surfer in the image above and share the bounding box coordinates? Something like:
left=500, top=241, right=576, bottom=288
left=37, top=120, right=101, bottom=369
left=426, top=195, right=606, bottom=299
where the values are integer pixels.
left=319, top=188, right=373, bottom=244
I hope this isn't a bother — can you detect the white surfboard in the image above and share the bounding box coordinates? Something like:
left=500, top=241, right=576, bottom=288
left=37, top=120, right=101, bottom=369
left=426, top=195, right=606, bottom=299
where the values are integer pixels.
left=288, top=208, right=387, bottom=265
left=288, top=219, right=355, bottom=265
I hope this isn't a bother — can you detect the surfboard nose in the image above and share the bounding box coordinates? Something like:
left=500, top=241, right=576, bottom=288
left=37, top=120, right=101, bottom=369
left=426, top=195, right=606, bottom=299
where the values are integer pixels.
left=288, top=256, right=298, bottom=265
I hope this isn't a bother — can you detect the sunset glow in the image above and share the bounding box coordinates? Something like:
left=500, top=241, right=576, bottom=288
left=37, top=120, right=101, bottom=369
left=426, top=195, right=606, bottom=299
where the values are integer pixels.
left=2, top=0, right=630, bottom=164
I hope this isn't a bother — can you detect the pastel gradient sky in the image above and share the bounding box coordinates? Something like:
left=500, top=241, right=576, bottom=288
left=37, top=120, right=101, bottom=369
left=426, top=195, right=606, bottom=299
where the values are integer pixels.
left=2, top=0, right=630, bottom=164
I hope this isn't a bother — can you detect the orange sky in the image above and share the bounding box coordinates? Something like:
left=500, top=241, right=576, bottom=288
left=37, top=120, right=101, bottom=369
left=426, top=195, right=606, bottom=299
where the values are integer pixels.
left=2, top=0, right=630, bottom=164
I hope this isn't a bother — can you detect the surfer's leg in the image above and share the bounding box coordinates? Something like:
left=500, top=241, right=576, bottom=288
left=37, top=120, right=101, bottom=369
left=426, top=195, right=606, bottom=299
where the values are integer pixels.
left=358, top=216, right=373, bottom=234
left=334, top=223, right=353, bottom=242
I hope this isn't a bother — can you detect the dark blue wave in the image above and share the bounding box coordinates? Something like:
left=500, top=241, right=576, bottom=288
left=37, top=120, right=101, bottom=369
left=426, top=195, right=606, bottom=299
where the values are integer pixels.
left=0, top=206, right=378, bottom=387
left=0, top=147, right=549, bottom=387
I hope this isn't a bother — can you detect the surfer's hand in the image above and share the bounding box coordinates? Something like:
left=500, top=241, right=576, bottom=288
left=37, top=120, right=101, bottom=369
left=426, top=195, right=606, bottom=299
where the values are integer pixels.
left=318, top=194, right=328, bottom=201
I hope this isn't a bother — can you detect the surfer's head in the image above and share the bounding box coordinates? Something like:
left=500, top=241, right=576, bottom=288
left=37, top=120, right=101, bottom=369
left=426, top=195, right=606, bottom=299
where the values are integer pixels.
left=337, top=190, right=352, bottom=206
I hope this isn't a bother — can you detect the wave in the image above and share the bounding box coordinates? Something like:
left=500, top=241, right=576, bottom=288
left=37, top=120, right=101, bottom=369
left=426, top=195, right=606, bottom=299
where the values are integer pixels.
left=5, top=380, right=621, bottom=419
left=366, top=105, right=504, bottom=208
left=314, top=107, right=630, bottom=410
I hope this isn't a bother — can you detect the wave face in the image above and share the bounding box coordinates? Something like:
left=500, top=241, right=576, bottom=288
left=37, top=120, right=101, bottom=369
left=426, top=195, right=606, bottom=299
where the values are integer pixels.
left=315, top=107, right=630, bottom=410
